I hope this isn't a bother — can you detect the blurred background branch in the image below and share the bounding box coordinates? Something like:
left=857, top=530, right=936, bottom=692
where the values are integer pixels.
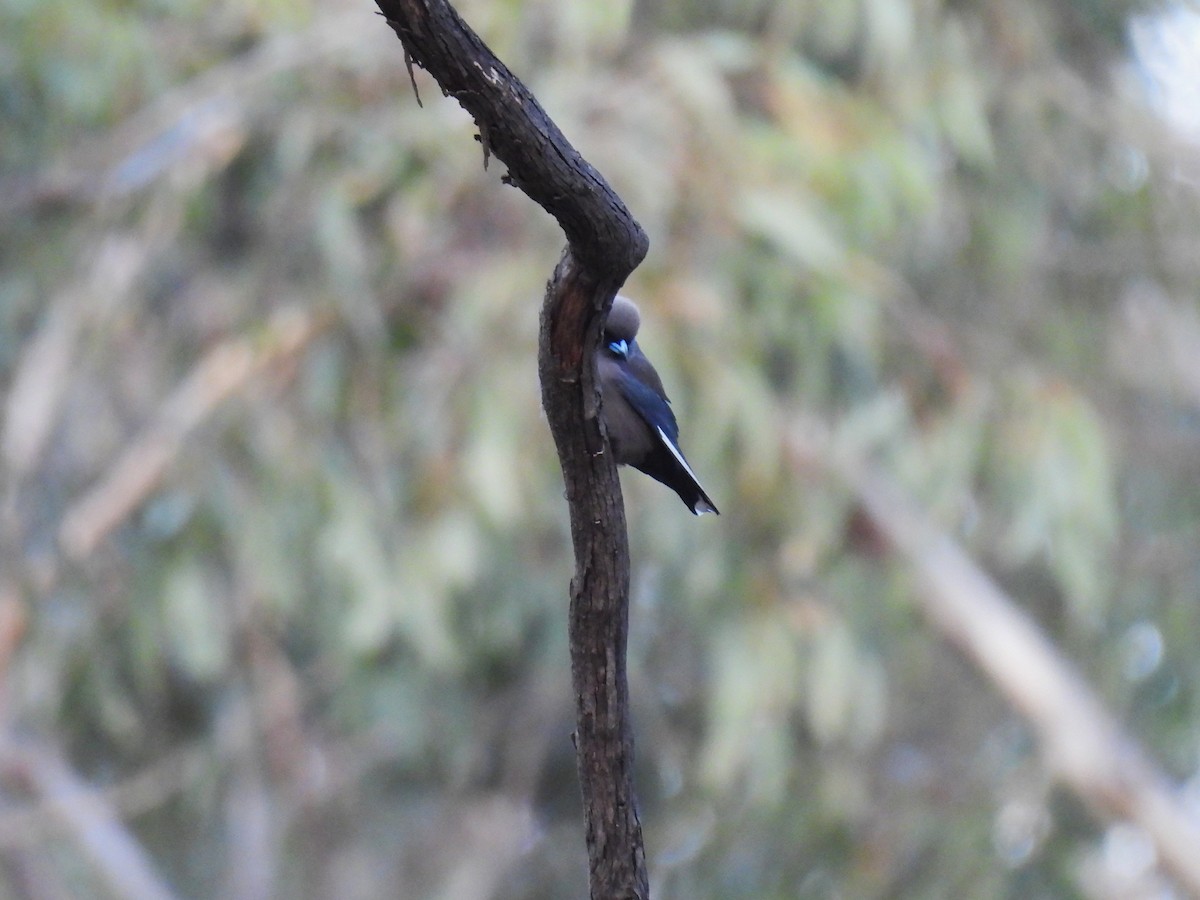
left=789, top=420, right=1200, bottom=893
left=1, top=739, right=180, bottom=900
left=0, top=13, right=381, bottom=217
left=58, top=305, right=330, bottom=562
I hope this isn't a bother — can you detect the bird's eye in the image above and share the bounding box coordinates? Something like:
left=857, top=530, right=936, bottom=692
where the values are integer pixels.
left=608, top=339, right=629, bottom=357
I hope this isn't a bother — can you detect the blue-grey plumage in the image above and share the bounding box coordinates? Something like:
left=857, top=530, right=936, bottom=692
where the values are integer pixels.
left=598, top=295, right=719, bottom=516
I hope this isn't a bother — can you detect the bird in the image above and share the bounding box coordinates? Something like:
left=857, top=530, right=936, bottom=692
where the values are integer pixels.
left=598, top=295, right=719, bottom=516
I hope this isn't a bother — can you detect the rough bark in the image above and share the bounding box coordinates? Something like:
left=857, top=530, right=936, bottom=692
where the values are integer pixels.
left=373, top=2, right=650, bottom=897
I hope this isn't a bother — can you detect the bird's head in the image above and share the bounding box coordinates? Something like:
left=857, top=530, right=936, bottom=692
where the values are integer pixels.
left=604, top=295, right=641, bottom=351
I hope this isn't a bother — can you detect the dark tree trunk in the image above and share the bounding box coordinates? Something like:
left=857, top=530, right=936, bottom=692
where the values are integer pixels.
left=373, top=2, right=650, bottom=897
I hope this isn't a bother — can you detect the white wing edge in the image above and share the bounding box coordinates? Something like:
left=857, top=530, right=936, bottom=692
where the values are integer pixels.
left=655, top=426, right=718, bottom=516
left=655, top=426, right=699, bottom=481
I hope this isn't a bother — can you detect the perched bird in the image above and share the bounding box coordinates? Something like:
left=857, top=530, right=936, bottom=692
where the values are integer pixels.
left=598, top=295, right=719, bottom=516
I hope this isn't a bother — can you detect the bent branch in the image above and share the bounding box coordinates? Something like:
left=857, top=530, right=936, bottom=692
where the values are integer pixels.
left=374, top=2, right=650, bottom=897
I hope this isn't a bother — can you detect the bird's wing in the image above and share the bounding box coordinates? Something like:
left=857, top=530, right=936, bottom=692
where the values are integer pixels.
left=653, top=425, right=708, bottom=494
left=609, top=364, right=680, bottom=448
left=625, top=342, right=670, bottom=404
left=604, top=344, right=720, bottom=516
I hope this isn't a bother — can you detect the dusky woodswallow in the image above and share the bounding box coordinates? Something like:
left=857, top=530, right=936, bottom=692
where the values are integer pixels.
left=598, top=295, right=719, bottom=515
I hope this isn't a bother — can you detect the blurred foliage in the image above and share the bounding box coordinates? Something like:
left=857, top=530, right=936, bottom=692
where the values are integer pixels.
left=2, top=0, right=1200, bottom=896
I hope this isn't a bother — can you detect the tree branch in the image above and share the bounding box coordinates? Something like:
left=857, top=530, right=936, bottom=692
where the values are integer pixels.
left=374, top=0, right=646, bottom=279
left=373, top=2, right=650, bottom=897
left=540, top=256, right=647, bottom=899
